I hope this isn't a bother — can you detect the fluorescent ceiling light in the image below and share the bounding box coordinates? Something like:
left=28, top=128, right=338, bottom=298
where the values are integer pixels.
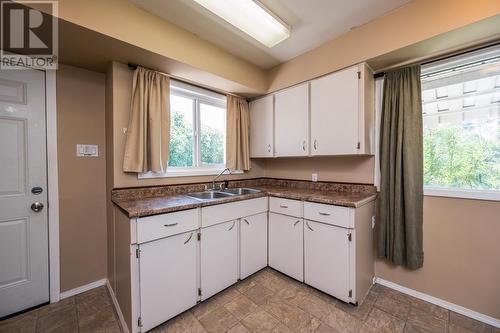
left=192, top=0, right=290, bottom=48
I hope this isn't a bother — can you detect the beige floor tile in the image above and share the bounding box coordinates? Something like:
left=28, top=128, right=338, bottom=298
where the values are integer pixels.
left=274, top=285, right=310, bottom=306
left=191, top=297, right=222, bottom=319
left=406, top=307, right=447, bottom=333
left=447, top=323, right=477, bottom=333
left=0, top=310, right=38, bottom=333
left=36, top=306, right=78, bottom=333
left=316, top=323, right=341, bottom=333
left=198, top=307, right=238, bottom=333
left=214, top=286, right=241, bottom=305
left=241, top=309, right=279, bottom=332
left=364, top=307, right=405, bottom=333
left=322, top=306, right=363, bottom=333
left=152, top=311, right=207, bottom=333
left=227, top=324, right=251, bottom=333
left=358, top=323, right=384, bottom=333
left=224, top=294, right=258, bottom=319
left=336, top=291, right=377, bottom=321
left=450, top=312, right=492, bottom=333
left=373, top=292, right=411, bottom=320
left=236, top=278, right=258, bottom=294
left=409, top=299, right=448, bottom=321
left=262, top=297, right=315, bottom=333
left=297, top=293, right=336, bottom=321
left=37, top=297, right=75, bottom=317
left=243, top=284, right=275, bottom=305
left=271, top=323, right=294, bottom=333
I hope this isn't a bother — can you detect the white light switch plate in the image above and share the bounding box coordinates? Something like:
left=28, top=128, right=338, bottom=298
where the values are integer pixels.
left=311, top=173, right=318, bottom=182
left=76, top=144, right=98, bottom=157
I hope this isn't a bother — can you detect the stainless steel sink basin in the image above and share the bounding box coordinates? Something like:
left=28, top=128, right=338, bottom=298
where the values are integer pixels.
left=221, top=188, right=261, bottom=195
left=186, top=191, right=235, bottom=200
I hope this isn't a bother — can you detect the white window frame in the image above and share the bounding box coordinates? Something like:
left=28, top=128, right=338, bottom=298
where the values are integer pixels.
left=139, top=80, right=230, bottom=179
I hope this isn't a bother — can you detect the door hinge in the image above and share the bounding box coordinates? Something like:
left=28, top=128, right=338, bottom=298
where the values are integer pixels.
left=356, top=142, right=360, bottom=149
left=357, top=71, right=361, bottom=79
left=137, top=316, right=143, bottom=327
left=197, top=232, right=201, bottom=241
left=348, top=290, right=353, bottom=298
left=348, top=233, right=352, bottom=242
left=198, top=288, right=202, bottom=296
left=135, top=248, right=141, bottom=259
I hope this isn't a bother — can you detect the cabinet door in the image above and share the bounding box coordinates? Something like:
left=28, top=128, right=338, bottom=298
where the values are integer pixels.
left=274, top=83, right=309, bottom=157
left=304, top=220, right=351, bottom=302
left=201, top=220, right=238, bottom=300
left=250, top=95, right=274, bottom=157
left=268, top=213, right=303, bottom=281
left=240, top=213, right=268, bottom=279
left=310, top=66, right=359, bottom=155
left=139, top=231, right=198, bottom=332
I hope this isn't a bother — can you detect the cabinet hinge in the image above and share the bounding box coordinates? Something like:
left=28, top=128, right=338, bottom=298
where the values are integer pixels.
left=348, top=290, right=353, bottom=298
left=135, top=248, right=141, bottom=259
left=356, top=142, right=360, bottom=149
left=197, top=232, right=201, bottom=241
left=137, top=316, right=143, bottom=327
left=357, top=71, right=361, bottom=79
left=348, top=233, right=352, bottom=242
left=198, top=288, right=202, bottom=296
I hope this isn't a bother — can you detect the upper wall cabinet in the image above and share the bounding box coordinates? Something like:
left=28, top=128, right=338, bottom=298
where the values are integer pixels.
left=310, top=63, right=374, bottom=155
left=274, top=83, right=309, bottom=157
left=249, top=95, right=274, bottom=158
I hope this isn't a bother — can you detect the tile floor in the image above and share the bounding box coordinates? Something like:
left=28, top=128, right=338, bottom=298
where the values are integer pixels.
left=1, top=268, right=498, bottom=333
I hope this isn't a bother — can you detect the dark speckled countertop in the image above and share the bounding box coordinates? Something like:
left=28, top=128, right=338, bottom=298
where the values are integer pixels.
left=112, top=179, right=377, bottom=218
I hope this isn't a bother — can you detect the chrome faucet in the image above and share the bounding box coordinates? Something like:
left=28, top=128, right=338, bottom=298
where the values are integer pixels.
left=211, top=168, right=231, bottom=190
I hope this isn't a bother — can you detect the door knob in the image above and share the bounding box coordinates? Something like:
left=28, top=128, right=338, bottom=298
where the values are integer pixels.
left=31, top=202, right=44, bottom=212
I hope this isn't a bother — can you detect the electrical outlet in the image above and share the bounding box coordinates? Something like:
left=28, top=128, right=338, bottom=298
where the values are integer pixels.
left=311, top=173, right=318, bottom=182
left=76, top=144, right=98, bottom=157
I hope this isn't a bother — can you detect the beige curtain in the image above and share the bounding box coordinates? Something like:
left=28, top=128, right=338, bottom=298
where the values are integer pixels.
left=226, top=95, right=250, bottom=171
left=123, top=67, right=170, bottom=173
left=377, top=65, right=424, bottom=270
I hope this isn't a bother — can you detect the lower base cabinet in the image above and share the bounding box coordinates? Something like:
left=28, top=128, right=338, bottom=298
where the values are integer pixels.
left=200, top=220, right=238, bottom=300
left=268, top=212, right=304, bottom=281
left=240, top=212, right=268, bottom=279
left=304, top=220, right=351, bottom=303
left=139, top=231, right=198, bottom=332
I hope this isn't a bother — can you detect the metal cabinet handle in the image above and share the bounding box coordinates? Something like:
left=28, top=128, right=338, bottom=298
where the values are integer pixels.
left=306, top=221, right=314, bottom=231
left=293, top=220, right=301, bottom=227
left=228, top=221, right=236, bottom=231
left=302, top=140, right=306, bottom=151
left=319, top=212, right=330, bottom=216
left=243, top=218, right=250, bottom=225
left=313, top=140, right=318, bottom=150
left=164, top=223, right=178, bottom=227
left=279, top=204, right=288, bottom=208
left=31, top=202, right=44, bottom=212
left=184, top=232, right=193, bottom=244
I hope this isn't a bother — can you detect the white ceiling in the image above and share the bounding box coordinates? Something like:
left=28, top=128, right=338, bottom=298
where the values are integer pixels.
left=130, top=0, right=412, bottom=69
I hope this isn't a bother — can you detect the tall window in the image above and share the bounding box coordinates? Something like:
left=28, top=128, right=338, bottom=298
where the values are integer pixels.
left=141, top=80, right=226, bottom=178
left=421, top=46, right=500, bottom=198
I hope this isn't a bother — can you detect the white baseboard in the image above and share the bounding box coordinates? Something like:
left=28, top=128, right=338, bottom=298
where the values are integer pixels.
left=374, top=277, right=500, bottom=329
left=106, top=280, right=130, bottom=333
left=59, top=278, right=107, bottom=299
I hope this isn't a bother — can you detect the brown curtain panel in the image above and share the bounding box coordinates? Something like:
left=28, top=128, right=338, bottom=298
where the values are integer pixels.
left=123, top=67, right=170, bottom=173
left=226, top=95, right=250, bottom=171
left=377, top=65, right=424, bottom=270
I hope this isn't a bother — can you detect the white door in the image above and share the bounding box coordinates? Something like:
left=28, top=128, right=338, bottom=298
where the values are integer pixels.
left=0, top=69, right=48, bottom=317
left=240, top=213, right=268, bottom=279
left=310, top=65, right=359, bottom=155
left=139, top=231, right=198, bottom=332
left=200, top=220, right=238, bottom=300
left=274, top=83, right=309, bottom=157
left=268, top=213, right=303, bottom=281
left=304, top=220, right=351, bottom=302
left=249, top=95, right=274, bottom=157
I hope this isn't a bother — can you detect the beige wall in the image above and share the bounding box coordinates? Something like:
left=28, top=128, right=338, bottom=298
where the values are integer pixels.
left=108, top=61, right=267, bottom=189
left=375, top=196, right=500, bottom=319
left=57, top=64, right=107, bottom=292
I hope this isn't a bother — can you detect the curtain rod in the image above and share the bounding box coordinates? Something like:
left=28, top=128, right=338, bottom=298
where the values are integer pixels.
left=127, top=63, right=245, bottom=99
left=373, top=40, right=500, bottom=79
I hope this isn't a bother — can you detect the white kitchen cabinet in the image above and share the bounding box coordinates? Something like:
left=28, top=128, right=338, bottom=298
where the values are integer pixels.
left=200, top=220, right=238, bottom=300
left=138, top=231, right=198, bottom=332
left=268, top=212, right=303, bottom=281
left=249, top=95, right=274, bottom=157
left=240, top=212, right=268, bottom=279
left=304, top=220, right=351, bottom=303
left=310, top=63, right=374, bottom=155
left=274, top=83, right=309, bottom=157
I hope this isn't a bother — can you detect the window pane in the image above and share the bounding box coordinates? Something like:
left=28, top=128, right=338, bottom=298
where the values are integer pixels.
left=199, top=103, right=226, bottom=166
left=168, top=94, right=194, bottom=167
left=422, top=62, right=500, bottom=190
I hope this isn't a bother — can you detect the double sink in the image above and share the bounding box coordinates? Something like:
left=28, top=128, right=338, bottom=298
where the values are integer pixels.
left=187, top=188, right=261, bottom=201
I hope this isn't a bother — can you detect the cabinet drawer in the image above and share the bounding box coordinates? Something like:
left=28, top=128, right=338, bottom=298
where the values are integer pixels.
left=269, top=197, right=302, bottom=217
left=137, top=209, right=199, bottom=243
left=304, top=202, right=352, bottom=228
left=202, top=197, right=268, bottom=228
